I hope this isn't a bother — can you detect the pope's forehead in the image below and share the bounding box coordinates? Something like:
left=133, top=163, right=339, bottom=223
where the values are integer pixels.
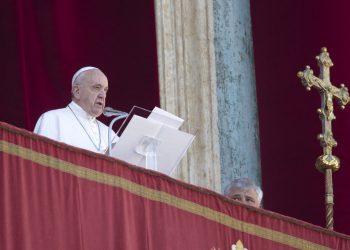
left=80, top=70, right=108, bottom=83
left=84, top=69, right=106, bottom=78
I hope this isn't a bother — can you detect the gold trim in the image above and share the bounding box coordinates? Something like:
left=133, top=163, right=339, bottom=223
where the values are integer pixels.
left=0, top=140, right=333, bottom=250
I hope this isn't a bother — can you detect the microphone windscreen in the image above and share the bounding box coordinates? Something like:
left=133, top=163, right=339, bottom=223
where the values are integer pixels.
left=103, top=107, right=128, bottom=117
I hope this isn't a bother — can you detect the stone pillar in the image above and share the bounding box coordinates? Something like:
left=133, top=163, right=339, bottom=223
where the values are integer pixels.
left=154, top=0, right=221, bottom=191
left=213, top=0, right=261, bottom=191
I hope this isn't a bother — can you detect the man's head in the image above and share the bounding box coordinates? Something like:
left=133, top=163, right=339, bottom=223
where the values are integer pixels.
left=224, top=177, right=263, bottom=208
left=71, top=67, right=108, bottom=117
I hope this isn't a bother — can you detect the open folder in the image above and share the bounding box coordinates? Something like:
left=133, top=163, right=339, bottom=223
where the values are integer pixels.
left=110, top=108, right=195, bottom=175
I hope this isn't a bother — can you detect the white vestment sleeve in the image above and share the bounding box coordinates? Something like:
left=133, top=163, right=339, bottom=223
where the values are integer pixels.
left=33, top=114, right=44, bottom=134
left=33, top=113, right=60, bottom=141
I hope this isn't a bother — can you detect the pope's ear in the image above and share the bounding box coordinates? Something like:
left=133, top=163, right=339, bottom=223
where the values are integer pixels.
left=72, top=85, right=80, bottom=99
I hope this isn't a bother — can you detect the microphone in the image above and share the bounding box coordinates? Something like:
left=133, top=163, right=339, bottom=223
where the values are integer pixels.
left=104, top=107, right=129, bottom=155
left=103, top=107, right=128, bottom=117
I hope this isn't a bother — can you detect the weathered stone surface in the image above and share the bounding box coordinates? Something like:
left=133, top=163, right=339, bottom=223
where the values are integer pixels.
left=154, top=0, right=261, bottom=193
left=154, top=0, right=221, bottom=192
left=213, top=0, right=261, bottom=190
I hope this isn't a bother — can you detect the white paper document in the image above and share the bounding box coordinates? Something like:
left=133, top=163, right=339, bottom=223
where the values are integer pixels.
left=110, top=114, right=194, bottom=175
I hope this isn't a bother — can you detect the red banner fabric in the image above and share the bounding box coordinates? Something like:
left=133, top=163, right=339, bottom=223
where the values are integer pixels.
left=1, top=121, right=349, bottom=250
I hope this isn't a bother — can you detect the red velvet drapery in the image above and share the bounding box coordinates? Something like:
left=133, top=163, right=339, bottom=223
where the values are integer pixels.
left=1, top=121, right=350, bottom=250
left=0, top=0, right=159, bottom=130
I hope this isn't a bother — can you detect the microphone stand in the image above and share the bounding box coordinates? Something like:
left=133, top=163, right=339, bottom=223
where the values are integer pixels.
left=104, top=108, right=129, bottom=156
left=108, top=114, right=128, bottom=156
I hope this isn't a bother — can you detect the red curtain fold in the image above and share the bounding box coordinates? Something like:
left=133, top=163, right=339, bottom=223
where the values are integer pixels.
left=0, top=0, right=159, bottom=130
left=1, top=122, right=350, bottom=250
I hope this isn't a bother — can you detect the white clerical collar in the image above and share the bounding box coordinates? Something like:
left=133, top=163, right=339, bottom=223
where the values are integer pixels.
left=69, top=101, right=96, bottom=122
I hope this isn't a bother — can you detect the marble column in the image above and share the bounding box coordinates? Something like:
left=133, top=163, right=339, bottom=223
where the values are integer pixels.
left=154, top=0, right=261, bottom=193
left=154, top=0, right=221, bottom=192
left=213, top=0, right=261, bottom=191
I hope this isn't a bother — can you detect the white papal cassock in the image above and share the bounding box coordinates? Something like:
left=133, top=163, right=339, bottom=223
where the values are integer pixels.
left=34, top=101, right=115, bottom=154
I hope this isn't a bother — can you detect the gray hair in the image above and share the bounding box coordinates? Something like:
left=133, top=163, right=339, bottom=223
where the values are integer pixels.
left=224, top=177, right=263, bottom=203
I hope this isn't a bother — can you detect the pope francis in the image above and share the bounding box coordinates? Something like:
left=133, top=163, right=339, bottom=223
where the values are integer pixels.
left=34, top=66, right=115, bottom=154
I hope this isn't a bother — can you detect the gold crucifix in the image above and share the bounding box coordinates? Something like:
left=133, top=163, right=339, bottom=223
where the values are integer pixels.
left=297, top=47, right=349, bottom=230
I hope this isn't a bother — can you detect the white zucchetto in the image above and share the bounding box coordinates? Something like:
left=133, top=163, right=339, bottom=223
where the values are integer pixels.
left=72, top=66, right=99, bottom=85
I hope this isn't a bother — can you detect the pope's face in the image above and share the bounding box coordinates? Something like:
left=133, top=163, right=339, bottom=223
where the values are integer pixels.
left=227, top=188, right=260, bottom=207
left=73, top=70, right=109, bottom=117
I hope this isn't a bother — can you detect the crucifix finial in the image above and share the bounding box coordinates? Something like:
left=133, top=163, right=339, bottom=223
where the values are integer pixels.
left=297, top=47, right=349, bottom=230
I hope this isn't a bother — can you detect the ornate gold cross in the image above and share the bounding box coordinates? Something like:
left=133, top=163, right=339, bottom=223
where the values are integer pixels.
left=297, top=47, right=349, bottom=230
